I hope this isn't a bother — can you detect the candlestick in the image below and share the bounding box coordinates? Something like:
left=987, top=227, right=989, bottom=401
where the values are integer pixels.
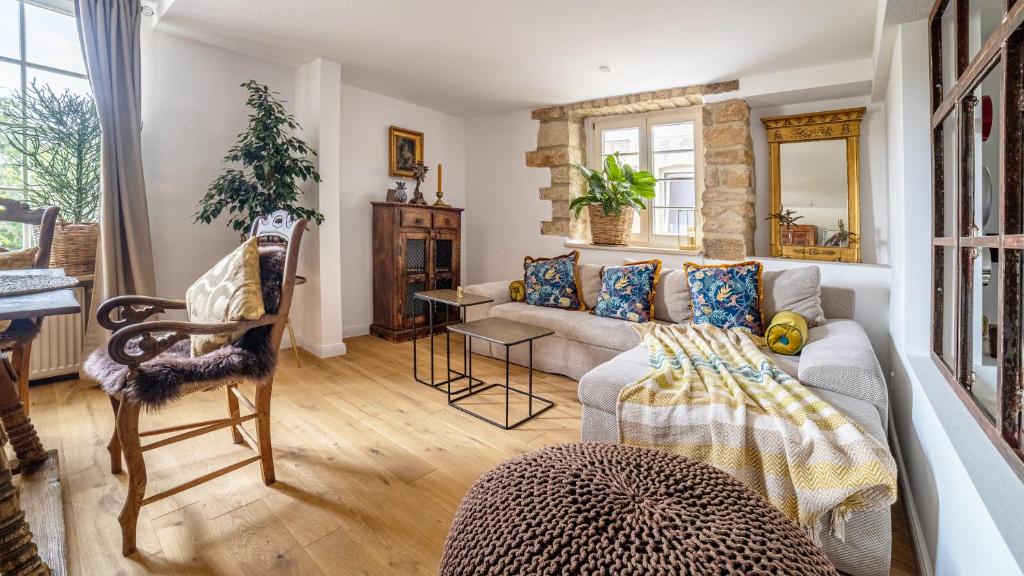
left=433, top=162, right=449, bottom=207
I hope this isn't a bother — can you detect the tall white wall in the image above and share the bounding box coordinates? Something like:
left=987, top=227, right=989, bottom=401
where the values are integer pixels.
left=140, top=25, right=296, bottom=306
left=885, top=20, right=1024, bottom=575
left=292, top=59, right=345, bottom=358
left=336, top=84, right=467, bottom=337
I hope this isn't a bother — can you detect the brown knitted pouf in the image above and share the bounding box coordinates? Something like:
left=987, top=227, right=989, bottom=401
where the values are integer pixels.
left=440, top=443, right=837, bottom=576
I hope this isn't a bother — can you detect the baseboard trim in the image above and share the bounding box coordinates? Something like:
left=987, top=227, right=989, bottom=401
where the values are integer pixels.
left=280, top=335, right=348, bottom=358
left=342, top=324, right=370, bottom=339
left=888, top=413, right=934, bottom=576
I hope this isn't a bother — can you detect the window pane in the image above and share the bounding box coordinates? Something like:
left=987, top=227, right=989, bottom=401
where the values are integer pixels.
left=0, top=189, right=24, bottom=250
left=651, top=122, right=693, bottom=152
left=27, top=67, right=91, bottom=99
left=25, top=1, right=85, bottom=74
left=652, top=208, right=696, bottom=245
left=653, top=150, right=694, bottom=181
left=0, top=133, right=23, bottom=189
left=0, top=61, right=20, bottom=125
left=936, top=245, right=956, bottom=369
left=940, top=112, right=958, bottom=236
left=972, top=60, right=1002, bottom=235
left=940, top=1, right=957, bottom=97
left=970, top=246, right=998, bottom=421
left=655, top=178, right=695, bottom=208
left=0, top=0, right=20, bottom=60
left=631, top=208, right=640, bottom=234
left=969, top=0, right=1004, bottom=62
left=601, top=127, right=639, bottom=170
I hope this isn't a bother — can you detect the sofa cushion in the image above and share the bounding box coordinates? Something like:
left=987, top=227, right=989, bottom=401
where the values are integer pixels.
left=524, top=251, right=584, bottom=310
left=685, top=260, right=766, bottom=335
left=578, top=263, right=603, bottom=309
left=591, top=260, right=661, bottom=323
left=489, top=302, right=643, bottom=352
left=763, top=266, right=825, bottom=326
left=626, top=259, right=691, bottom=324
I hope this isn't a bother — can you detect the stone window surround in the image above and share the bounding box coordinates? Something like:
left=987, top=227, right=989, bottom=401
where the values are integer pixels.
left=525, top=80, right=756, bottom=260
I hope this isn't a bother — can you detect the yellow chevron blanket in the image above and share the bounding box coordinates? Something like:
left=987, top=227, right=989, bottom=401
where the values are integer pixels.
left=618, top=322, right=897, bottom=541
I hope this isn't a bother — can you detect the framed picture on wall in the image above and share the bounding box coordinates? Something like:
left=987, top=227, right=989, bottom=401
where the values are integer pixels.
left=389, top=126, right=424, bottom=177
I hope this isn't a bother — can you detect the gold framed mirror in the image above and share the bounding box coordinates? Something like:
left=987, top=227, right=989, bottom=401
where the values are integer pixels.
left=761, top=107, right=865, bottom=263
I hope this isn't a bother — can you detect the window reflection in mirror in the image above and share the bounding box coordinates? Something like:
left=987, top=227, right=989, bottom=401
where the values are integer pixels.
left=778, top=140, right=849, bottom=247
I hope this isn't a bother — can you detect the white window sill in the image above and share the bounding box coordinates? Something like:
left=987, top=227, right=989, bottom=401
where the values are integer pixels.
left=564, top=240, right=701, bottom=257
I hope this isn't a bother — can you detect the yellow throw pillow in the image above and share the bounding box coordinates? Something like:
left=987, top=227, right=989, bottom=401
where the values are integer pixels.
left=766, top=311, right=808, bottom=356
left=186, top=238, right=265, bottom=356
left=0, top=247, right=38, bottom=271
left=509, top=280, right=526, bottom=302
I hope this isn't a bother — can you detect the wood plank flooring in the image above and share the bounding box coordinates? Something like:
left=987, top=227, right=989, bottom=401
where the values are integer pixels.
left=21, top=334, right=918, bottom=575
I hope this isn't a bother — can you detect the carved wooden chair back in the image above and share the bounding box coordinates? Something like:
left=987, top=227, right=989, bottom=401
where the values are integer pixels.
left=0, top=198, right=59, bottom=268
left=249, top=210, right=304, bottom=358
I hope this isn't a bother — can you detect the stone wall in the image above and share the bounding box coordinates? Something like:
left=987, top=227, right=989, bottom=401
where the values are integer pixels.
left=526, top=81, right=756, bottom=259
left=701, top=100, right=755, bottom=259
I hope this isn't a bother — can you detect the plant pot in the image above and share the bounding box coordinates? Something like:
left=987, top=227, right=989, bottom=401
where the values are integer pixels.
left=50, top=222, right=99, bottom=277
left=588, top=205, right=634, bottom=246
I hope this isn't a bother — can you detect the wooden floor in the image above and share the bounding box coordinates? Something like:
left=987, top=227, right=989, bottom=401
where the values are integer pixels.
left=22, top=334, right=919, bottom=575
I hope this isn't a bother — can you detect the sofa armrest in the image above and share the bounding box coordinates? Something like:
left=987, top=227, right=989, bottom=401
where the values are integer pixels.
left=463, top=280, right=513, bottom=322
left=798, top=319, right=889, bottom=424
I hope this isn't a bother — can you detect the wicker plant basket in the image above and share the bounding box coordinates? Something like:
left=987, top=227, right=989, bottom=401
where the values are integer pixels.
left=50, top=222, right=99, bottom=277
left=588, top=205, right=634, bottom=245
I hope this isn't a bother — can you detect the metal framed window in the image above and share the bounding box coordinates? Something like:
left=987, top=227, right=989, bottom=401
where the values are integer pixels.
left=587, top=107, right=704, bottom=250
left=929, top=0, right=1024, bottom=472
left=0, top=0, right=90, bottom=249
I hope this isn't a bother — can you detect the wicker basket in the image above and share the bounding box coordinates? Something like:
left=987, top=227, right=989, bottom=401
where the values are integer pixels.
left=588, top=205, right=634, bottom=245
left=50, top=222, right=99, bottom=277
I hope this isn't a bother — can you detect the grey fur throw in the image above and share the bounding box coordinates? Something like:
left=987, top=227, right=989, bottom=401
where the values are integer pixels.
left=83, top=246, right=286, bottom=408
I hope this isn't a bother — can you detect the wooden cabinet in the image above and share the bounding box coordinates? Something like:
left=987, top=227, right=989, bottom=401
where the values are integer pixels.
left=370, top=202, right=464, bottom=342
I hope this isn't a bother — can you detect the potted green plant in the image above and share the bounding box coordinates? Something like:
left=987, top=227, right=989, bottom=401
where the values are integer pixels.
left=195, top=80, right=325, bottom=238
left=571, top=153, right=656, bottom=245
left=0, top=82, right=101, bottom=276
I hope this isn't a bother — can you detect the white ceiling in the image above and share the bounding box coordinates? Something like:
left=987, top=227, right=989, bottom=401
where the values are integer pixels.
left=155, top=0, right=879, bottom=118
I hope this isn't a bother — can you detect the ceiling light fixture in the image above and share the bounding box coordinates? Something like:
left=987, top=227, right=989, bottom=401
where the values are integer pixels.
left=598, top=65, right=612, bottom=73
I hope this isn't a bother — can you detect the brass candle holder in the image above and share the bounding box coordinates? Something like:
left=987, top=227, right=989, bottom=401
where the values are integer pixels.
left=433, top=162, right=449, bottom=207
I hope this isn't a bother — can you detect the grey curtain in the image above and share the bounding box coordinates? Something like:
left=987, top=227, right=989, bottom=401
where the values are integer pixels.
left=75, top=0, right=156, bottom=347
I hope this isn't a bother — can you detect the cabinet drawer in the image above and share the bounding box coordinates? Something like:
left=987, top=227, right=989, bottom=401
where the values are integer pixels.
left=432, top=212, right=458, bottom=229
left=400, top=209, right=431, bottom=228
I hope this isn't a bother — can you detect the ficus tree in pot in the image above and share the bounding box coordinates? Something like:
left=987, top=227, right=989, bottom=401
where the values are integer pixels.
left=570, top=153, right=656, bottom=245
left=0, top=81, right=101, bottom=276
left=195, top=80, right=325, bottom=238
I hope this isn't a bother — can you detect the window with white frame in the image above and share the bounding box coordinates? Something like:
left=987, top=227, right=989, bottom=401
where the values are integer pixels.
left=0, top=0, right=90, bottom=249
left=587, top=107, right=703, bottom=249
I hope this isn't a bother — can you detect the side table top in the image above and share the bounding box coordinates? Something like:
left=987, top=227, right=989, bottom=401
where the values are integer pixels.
left=447, top=317, right=554, bottom=346
left=415, top=289, right=493, bottom=307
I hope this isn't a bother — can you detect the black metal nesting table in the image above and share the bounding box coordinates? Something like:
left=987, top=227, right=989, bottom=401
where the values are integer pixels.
left=411, top=289, right=492, bottom=394
left=446, top=317, right=556, bottom=430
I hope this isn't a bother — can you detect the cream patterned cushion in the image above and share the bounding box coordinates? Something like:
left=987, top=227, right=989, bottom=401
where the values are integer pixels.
left=762, top=266, right=825, bottom=327
left=0, top=247, right=38, bottom=270
left=186, top=238, right=265, bottom=356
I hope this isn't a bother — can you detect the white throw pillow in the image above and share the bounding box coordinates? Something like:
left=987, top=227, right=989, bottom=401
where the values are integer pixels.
left=762, top=266, right=825, bottom=326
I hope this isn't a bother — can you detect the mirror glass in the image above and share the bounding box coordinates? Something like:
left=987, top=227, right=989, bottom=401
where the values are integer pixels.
left=778, top=140, right=849, bottom=247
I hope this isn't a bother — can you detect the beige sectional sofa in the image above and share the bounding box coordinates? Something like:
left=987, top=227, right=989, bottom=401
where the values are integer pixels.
left=464, top=263, right=893, bottom=576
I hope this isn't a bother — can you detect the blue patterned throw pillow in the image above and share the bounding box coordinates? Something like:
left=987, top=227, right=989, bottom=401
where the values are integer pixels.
left=684, top=260, right=766, bottom=335
left=524, top=251, right=584, bottom=310
left=591, top=260, right=662, bottom=323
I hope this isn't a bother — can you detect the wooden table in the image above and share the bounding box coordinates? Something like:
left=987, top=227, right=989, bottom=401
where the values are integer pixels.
left=0, top=270, right=79, bottom=576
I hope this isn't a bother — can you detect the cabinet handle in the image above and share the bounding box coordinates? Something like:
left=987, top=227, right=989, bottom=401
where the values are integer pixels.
left=414, top=217, right=424, bottom=225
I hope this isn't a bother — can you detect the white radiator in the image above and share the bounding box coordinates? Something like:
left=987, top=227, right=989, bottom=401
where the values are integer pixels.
left=28, top=286, right=84, bottom=380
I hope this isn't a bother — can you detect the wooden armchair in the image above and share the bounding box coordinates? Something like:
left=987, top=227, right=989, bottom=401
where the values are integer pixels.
left=0, top=198, right=60, bottom=414
left=82, top=211, right=306, bottom=556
